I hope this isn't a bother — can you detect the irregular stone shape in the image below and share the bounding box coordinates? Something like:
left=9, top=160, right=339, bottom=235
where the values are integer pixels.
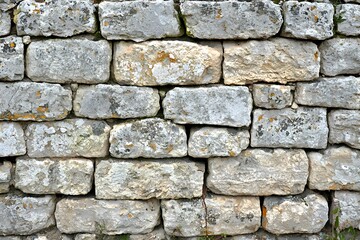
left=251, top=107, right=328, bottom=149
left=25, top=119, right=111, bottom=158
left=0, top=11, right=11, bottom=36
left=263, top=191, right=329, bottom=234
left=223, top=38, right=320, bottom=85
left=15, top=0, right=96, bottom=37
left=23, top=228, right=73, bottom=240
left=188, top=127, right=249, bottom=158
left=0, top=122, right=26, bottom=157
left=281, top=1, right=334, bottom=40
left=336, top=4, right=360, bottom=36
left=0, top=82, right=72, bottom=121
left=295, top=76, right=360, bottom=109
left=129, top=226, right=166, bottom=240
left=113, top=41, right=222, bottom=86
left=228, top=230, right=322, bottom=240
left=162, top=195, right=261, bottom=237
left=98, top=0, right=182, bottom=41
left=163, top=86, right=252, bottom=127
left=55, top=198, right=160, bottom=234
left=109, top=118, right=187, bottom=158
left=180, top=0, right=282, bottom=39
left=332, top=191, right=360, bottom=230
left=253, top=84, right=293, bottom=109
left=0, top=193, right=56, bottom=235
left=75, top=234, right=96, bottom=240
left=320, top=38, right=360, bottom=76
left=0, top=237, right=21, bottom=240
left=74, top=84, right=159, bottom=119
left=0, top=161, right=11, bottom=193
left=0, top=0, right=22, bottom=11
left=26, top=39, right=111, bottom=84
left=15, top=157, right=93, bottom=195
left=95, top=159, right=204, bottom=200
left=207, top=148, right=309, bottom=196
left=0, top=36, right=24, bottom=81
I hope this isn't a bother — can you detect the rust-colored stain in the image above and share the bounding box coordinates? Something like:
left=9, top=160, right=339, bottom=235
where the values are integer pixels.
left=314, top=51, right=319, bottom=61
left=269, top=92, right=275, bottom=97
left=155, top=51, right=176, bottom=63
left=35, top=91, right=41, bottom=97
left=103, top=21, right=109, bottom=26
left=9, top=42, right=16, bottom=48
left=310, top=6, right=317, bottom=11
left=314, top=15, right=319, bottom=23
left=269, top=117, right=275, bottom=122
left=33, top=8, right=41, bottom=14
left=127, top=213, right=133, bottom=219
left=36, top=106, right=48, bottom=113
left=258, top=115, right=264, bottom=121
left=262, top=206, right=267, bottom=228
left=149, top=142, right=157, bottom=151
left=215, top=9, right=222, bottom=19
left=166, top=144, right=174, bottom=153
left=229, top=150, right=236, bottom=157
left=329, top=184, right=338, bottom=190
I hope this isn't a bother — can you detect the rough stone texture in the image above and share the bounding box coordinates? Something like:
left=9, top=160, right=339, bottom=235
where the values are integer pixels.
left=344, top=0, right=360, bottom=2
left=23, top=228, right=73, bottom=240
left=129, top=226, right=166, bottom=240
left=15, top=158, right=94, bottom=195
left=207, top=149, right=309, bottom=196
left=251, top=107, right=328, bottom=149
left=162, top=195, right=261, bottom=237
left=295, top=76, right=360, bottom=109
left=263, top=191, right=329, bottom=234
left=113, top=41, right=222, bottom=86
left=0, top=36, right=24, bottom=81
left=75, top=234, right=96, bottom=240
left=281, top=1, right=334, bottom=40
left=336, top=4, right=360, bottom=36
left=223, top=38, right=320, bottom=85
left=0, top=161, right=11, bottom=193
left=74, top=84, right=160, bottom=119
left=332, top=191, right=360, bottom=230
left=109, top=118, right=187, bottom=159
left=253, top=84, right=293, bottom=109
left=55, top=198, right=160, bottom=234
left=0, top=11, right=11, bottom=36
left=0, top=82, right=72, bottom=121
left=25, top=119, right=111, bottom=158
left=0, top=0, right=22, bottom=11
left=26, top=39, right=111, bottom=84
left=228, top=230, right=323, bottom=240
left=99, top=0, right=182, bottom=42
left=320, top=38, right=360, bottom=76
left=15, top=0, right=96, bottom=37
left=163, top=86, right=252, bottom=127
left=180, top=0, right=282, bottom=39
left=188, top=127, right=249, bottom=158
left=0, top=122, right=26, bottom=157
left=0, top=193, right=56, bottom=235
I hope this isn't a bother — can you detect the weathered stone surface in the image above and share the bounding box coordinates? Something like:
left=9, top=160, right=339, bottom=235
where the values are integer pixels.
left=0, top=11, right=11, bottom=36
left=0, top=82, right=72, bottom=121
left=75, top=234, right=96, bottom=240
left=180, top=0, right=282, bottom=39
left=74, top=84, right=159, bottom=119
left=0, top=0, right=22, bottom=11
left=0, top=122, right=26, bottom=157
left=109, top=118, right=187, bottom=158
left=0, top=161, right=11, bottom=193
left=251, top=107, right=328, bottom=149
left=228, top=231, right=323, bottom=240
left=320, top=38, right=360, bottom=76
left=188, top=127, right=249, bottom=158
left=163, top=86, right=252, bottom=127
left=0, top=36, right=24, bottom=81
left=223, top=38, right=320, bottom=85
left=99, top=0, right=182, bottom=41
left=253, top=84, right=293, bottom=109
left=113, top=41, right=222, bottom=86
left=162, top=195, right=261, bottom=237
left=336, top=4, right=360, bottom=36
left=295, top=76, right=360, bottom=109
left=25, top=119, right=111, bottom=158
left=0, top=193, right=55, bottom=235
left=95, top=159, right=204, bottom=200
left=15, top=0, right=96, bottom=37
left=23, top=228, right=73, bottom=240
left=55, top=198, right=160, bottom=234
left=263, top=191, right=329, bottom=234
left=207, top=149, right=309, bottom=196
left=332, top=191, right=360, bottom=230
left=26, top=39, right=111, bottom=84
left=0, top=237, right=21, bottom=240
left=129, top=226, right=166, bottom=240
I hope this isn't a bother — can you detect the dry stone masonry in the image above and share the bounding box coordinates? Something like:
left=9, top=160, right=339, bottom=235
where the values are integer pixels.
left=0, top=0, right=359, bottom=239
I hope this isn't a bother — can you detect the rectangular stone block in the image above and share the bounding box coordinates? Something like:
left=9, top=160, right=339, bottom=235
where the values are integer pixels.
left=74, top=84, right=159, bottom=119
left=253, top=84, right=293, bottom=109
left=336, top=4, right=360, bottom=36
left=25, top=119, right=111, bottom=158
left=26, top=39, right=111, bottom=84
left=0, top=122, right=26, bottom=157
left=0, top=161, right=11, bottom=193
left=332, top=191, right=360, bottom=230
left=207, top=149, right=309, bottom=196
left=0, top=11, right=11, bottom=36
left=95, top=159, right=204, bottom=199
left=251, top=107, right=328, bottom=149
left=163, top=86, right=252, bottom=127
left=0, top=36, right=24, bottom=81
left=223, top=38, right=320, bottom=85
left=55, top=198, right=160, bottom=234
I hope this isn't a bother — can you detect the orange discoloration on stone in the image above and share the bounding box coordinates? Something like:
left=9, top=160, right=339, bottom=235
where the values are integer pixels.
left=35, top=91, right=41, bottom=97
left=314, top=51, right=319, bottom=61
left=258, top=115, right=264, bottom=121
left=36, top=106, right=48, bottom=113
left=156, top=51, right=176, bottom=63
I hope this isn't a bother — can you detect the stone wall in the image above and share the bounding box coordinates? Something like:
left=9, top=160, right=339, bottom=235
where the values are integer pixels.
left=0, top=0, right=360, bottom=239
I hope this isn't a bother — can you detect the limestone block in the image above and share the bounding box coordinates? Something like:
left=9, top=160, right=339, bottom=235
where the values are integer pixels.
left=336, top=4, right=360, bottom=36
left=75, top=234, right=96, bottom=240
left=253, top=84, right=293, bottom=109
left=0, top=11, right=11, bottom=36
left=129, top=226, right=166, bottom=240
left=332, top=191, right=360, bottom=230
left=0, top=161, right=11, bottom=193
left=0, top=0, right=22, bottom=11
left=0, top=122, right=26, bottom=157
left=0, top=36, right=24, bottom=81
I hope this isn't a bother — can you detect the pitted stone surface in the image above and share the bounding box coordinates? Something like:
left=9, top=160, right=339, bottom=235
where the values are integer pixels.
left=0, top=0, right=22, bottom=11
left=0, top=36, right=24, bottom=81
left=223, top=38, right=320, bottom=85
left=336, top=4, right=360, bottom=36
left=253, top=84, right=293, bottom=109
left=180, top=0, right=282, bottom=39
left=95, top=159, right=204, bottom=199
left=332, top=191, right=360, bottom=230
left=129, top=226, right=166, bottom=240
left=0, top=161, right=11, bottom=193
left=207, top=149, right=309, bottom=196
left=25, top=119, right=111, bottom=158
left=22, top=228, right=72, bottom=240
left=109, top=118, right=187, bottom=158
left=55, top=198, right=160, bottom=234
left=251, top=107, right=328, bottom=149
left=74, top=84, right=160, bottom=119
left=26, top=39, right=111, bottom=84
left=99, top=0, right=182, bottom=42
left=113, top=41, right=222, bottom=86
left=163, top=86, right=252, bottom=127
left=0, top=11, right=11, bottom=36
left=0, top=122, right=26, bottom=157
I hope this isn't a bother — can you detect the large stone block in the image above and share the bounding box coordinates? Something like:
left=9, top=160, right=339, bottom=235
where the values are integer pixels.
left=0, top=0, right=22, bottom=11
left=332, top=191, right=360, bottom=230
left=0, top=161, right=11, bottom=193
left=0, top=11, right=10, bottom=36
left=0, top=122, right=26, bottom=157
left=253, top=84, right=293, bottom=109
left=0, top=36, right=24, bottom=81
left=223, top=38, right=320, bottom=85
left=336, top=4, right=360, bottom=36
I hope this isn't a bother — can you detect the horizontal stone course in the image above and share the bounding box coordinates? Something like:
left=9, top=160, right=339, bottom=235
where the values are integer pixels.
left=336, top=4, right=360, bottom=36
left=253, top=84, right=293, bottom=109
left=0, top=36, right=24, bottom=81
left=0, top=122, right=26, bottom=157
left=0, top=11, right=10, bottom=36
